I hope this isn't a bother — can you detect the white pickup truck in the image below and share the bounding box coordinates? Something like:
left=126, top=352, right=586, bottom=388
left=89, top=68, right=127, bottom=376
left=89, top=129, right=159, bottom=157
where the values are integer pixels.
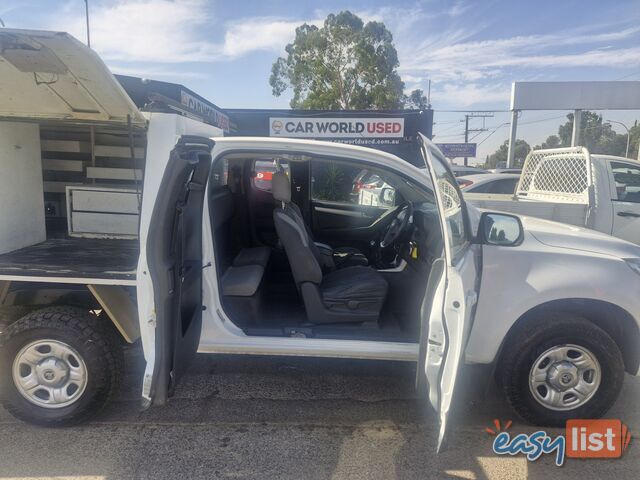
left=1, top=30, right=639, bottom=454
left=466, top=147, right=640, bottom=245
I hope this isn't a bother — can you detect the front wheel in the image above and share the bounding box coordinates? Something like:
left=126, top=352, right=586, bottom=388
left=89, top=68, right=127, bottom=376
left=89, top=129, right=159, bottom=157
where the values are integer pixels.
left=0, top=306, right=123, bottom=426
left=498, top=313, right=624, bottom=426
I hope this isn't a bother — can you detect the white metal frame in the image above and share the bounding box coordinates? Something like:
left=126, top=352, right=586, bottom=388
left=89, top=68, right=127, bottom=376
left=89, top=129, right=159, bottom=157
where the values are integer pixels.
left=515, top=147, right=593, bottom=204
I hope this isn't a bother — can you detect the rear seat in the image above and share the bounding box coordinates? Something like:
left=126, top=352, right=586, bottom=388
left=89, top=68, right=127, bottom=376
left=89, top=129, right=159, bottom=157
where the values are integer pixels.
left=232, top=246, right=270, bottom=268
left=220, top=264, right=264, bottom=325
left=209, top=186, right=271, bottom=270
left=210, top=185, right=270, bottom=324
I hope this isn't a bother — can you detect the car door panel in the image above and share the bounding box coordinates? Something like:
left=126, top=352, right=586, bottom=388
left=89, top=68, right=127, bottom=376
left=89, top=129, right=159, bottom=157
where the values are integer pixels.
left=309, top=161, right=398, bottom=250
left=310, top=201, right=399, bottom=258
left=312, top=201, right=384, bottom=230
left=609, top=161, right=640, bottom=244
left=143, top=135, right=213, bottom=407
left=418, top=135, right=480, bottom=452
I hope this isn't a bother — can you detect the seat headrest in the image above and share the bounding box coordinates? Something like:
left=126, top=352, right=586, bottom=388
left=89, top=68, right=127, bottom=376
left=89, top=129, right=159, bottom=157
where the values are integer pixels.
left=272, top=172, right=291, bottom=203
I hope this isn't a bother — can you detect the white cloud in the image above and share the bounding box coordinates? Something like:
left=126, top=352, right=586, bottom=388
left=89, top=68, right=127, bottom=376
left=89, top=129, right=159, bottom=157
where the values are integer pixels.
left=445, top=1, right=471, bottom=17
left=221, top=17, right=321, bottom=57
left=45, top=1, right=323, bottom=63
left=434, top=83, right=511, bottom=107
left=393, top=20, right=640, bottom=106
left=51, top=0, right=218, bottom=63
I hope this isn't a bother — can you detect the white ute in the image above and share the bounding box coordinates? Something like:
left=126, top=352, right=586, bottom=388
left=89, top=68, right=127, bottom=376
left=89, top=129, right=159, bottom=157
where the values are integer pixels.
left=0, top=30, right=639, bottom=452
left=466, top=147, right=640, bottom=245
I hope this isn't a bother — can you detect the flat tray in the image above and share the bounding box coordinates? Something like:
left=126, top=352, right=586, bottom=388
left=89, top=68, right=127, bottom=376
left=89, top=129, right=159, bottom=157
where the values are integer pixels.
left=0, top=238, right=138, bottom=281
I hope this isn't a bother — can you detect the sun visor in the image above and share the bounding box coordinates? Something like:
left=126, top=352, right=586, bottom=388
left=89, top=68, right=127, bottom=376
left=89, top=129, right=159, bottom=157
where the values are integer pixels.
left=0, top=29, right=145, bottom=126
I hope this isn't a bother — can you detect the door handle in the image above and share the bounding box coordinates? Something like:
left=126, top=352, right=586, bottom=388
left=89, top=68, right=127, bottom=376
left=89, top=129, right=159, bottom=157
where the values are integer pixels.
left=617, top=211, right=640, bottom=218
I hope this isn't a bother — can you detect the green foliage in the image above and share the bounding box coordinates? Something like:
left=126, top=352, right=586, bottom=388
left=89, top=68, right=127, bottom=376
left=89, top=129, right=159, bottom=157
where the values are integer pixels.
left=315, top=162, right=346, bottom=201
left=535, top=135, right=561, bottom=149
left=630, top=122, right=640, bottom=159
left=485, top=139, right=531, bottom=168
left=269, top=11, right=405, bottom=110
left=487, top=114, right=640, bottom=167
left=551, top=112, right=637, bottom=157
left=403, top=89, right=430, bottom=109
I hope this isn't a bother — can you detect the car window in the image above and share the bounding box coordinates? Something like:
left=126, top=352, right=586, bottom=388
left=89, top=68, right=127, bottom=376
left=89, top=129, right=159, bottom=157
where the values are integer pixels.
left=429, top=148, right=468, bottom=260
left=311, top=161, right=396, bottom=208
left=452, top=168, right=487, bottom=177
left=210, top=158, right=229, bottom=189
left=253, top=160, right=290, bottom=192
left=611, top=162, right=640, bottom=203
left=470, top=178, right=518, bottom=194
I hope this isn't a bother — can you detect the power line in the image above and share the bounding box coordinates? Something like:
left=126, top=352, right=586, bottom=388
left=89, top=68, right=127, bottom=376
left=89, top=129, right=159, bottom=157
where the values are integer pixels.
left=433, top=109, right=510, bottom=113
left=433, top=119, right=464, bottom=125
left=432, top=133, right=465, bottom=139
left=433, top=122, right=464, bottom=135
left=477, top=123, right=510, bottom=146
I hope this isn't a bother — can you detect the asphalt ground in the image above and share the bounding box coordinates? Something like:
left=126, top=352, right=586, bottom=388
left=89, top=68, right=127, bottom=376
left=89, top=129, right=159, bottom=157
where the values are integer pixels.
left=0, top=346, right=638, bottom=480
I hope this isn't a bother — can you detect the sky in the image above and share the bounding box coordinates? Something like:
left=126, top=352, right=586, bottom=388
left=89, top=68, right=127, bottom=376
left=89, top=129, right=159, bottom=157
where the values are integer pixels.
left=2, top=0, right=640, bottom=163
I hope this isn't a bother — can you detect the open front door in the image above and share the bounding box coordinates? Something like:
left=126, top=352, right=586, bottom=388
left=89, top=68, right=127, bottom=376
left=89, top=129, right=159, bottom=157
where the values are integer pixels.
left=417, top=135, right=479, bottom=452
left=141, top=136, right=213, bottom=407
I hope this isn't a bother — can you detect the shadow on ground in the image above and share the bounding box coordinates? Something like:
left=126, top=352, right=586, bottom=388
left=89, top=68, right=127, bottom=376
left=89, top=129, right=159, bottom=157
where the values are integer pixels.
left=0, top=346, right=637, bottom=479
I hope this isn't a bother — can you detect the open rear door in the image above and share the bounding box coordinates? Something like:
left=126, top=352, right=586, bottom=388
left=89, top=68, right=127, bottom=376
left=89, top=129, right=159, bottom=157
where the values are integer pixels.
left=417, top=135, right=479, bottom=452
left=141, top=136, right=213, bottom=407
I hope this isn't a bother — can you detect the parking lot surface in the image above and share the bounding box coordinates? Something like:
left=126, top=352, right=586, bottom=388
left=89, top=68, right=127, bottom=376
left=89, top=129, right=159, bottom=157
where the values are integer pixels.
left=0, top=346, right=638, bottom=480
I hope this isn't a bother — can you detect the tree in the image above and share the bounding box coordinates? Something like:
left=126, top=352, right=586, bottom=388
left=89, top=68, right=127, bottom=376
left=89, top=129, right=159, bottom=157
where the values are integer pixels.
left=556, top=111, right=632, bottom=156
left=485, top=139, right=531, bottom=169
left=629, top=121, right=640, bottom=159
left=403, top=89, right=430, bottom=110
left=490, top=113, right=640, bottom=168
left=534, top=135, right=561, bottom=150
left=270, top=11, right=405, bottom=109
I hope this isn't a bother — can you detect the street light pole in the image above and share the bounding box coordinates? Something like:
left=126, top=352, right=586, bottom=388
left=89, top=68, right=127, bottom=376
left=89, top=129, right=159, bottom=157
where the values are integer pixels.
left=84, top=0, right=90, bottom=48
left=605, top=119, right=630, bottom=158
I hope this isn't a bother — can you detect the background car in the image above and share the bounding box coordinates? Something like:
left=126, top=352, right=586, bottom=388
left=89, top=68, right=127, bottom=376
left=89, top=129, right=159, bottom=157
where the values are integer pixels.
left=350, top=169, right=396, bottom=206
left=458, top=173, right=521, bottom=194
left=488, top=168, right=523, bottom=174
left=449, top=165, right=489, bottom=177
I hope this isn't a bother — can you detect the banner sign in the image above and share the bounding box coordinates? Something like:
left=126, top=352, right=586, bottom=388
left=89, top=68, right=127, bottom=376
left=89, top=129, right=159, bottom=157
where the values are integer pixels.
left=436, top=142, right=477, bottom=158
left=269, top=117, right=404, bottom=139
left=181, top=90, right=230, bottom=132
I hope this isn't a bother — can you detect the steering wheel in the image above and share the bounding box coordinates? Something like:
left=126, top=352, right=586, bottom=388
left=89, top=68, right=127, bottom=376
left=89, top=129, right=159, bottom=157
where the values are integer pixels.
left=380, top=202, right=413, bottom=249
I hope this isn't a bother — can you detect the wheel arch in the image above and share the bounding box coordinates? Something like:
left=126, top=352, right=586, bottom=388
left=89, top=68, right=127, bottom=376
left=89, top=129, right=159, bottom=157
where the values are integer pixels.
left=495, top=298, right=640, bottom=376
left=1, top=282, right=138, bottom=344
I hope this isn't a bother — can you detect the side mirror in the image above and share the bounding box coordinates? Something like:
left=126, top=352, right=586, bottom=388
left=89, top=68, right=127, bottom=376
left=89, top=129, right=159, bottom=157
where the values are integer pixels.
left=479, top=212, right=523, bottom=246
left=379, top=187, right=396, bottom=205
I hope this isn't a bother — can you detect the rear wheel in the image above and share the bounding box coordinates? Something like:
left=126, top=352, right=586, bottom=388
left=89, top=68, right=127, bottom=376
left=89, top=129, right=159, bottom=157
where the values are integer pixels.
left=499, top=313, right=624, bottom=426
left=0, top=306, right=123, bottom=426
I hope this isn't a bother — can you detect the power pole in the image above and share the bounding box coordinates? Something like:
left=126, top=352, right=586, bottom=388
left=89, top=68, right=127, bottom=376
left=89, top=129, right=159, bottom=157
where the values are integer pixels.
left=464, top=115, right=469, bottom=166
left=463, top=112, right=494, bottom=166
left=84, top=0, right=91, bottom=48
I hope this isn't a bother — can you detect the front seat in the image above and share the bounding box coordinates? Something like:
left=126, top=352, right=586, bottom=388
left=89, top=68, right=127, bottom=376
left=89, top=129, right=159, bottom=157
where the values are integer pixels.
left=272, top=172, right=388, bottom=324
left=274, top=178, right=367, bottom=270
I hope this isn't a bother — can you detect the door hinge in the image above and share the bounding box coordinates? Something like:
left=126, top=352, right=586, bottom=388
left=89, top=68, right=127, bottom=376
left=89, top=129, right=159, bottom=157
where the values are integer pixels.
left=187, top=181, right=205, bottom=191
left=466, top=291, right=478, bottom=307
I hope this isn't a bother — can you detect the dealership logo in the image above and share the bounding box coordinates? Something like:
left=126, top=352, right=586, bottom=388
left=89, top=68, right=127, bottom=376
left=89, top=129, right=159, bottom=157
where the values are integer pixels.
left=487, top=418, right=631, bottom=466
left=271, top=120, right=283, bottom=134
left=180, top=91, right=230, bottom=132
left=268, top=117, right=404, bottom=139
